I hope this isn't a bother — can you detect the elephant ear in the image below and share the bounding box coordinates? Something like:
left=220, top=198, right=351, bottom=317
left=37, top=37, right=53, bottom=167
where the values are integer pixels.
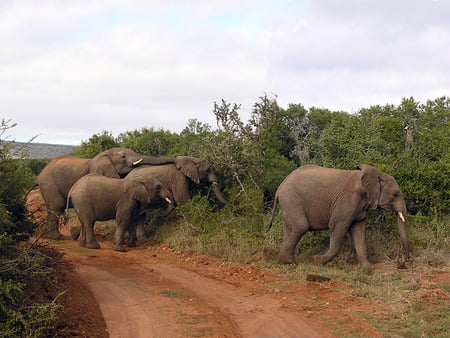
left=125, top=179, right=151, bottom=204
left=175, top=156, right=200, bottom=184
left=90, top=154, right=120, bottom=178
left=359, top=164, right=382, bottom=209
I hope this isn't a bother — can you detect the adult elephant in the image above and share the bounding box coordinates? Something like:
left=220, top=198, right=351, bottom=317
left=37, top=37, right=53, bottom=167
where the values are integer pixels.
left=269, top=164, right=410, bottom=267
left=37, top=147, right=175, bottom=239
left=67, top=174, right=173, bottom=251
left=126, top=156, right=228, bottom=241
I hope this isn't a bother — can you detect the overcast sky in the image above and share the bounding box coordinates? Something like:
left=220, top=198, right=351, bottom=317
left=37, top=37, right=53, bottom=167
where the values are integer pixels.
left=1, top=0, right=449, bottom=145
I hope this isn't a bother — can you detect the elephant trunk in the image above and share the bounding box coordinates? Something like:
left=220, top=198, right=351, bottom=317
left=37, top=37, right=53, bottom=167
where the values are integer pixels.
left=212, top=181, right=228, bottom=205
left=397, top=212, right=410, bottom=259
left=207, top=171, right=228, bottom=205
left=137, top=156, right=176, bottom=166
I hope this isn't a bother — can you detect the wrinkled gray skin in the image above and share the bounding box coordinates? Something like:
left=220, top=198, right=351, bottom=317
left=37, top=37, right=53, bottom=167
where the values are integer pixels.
left=67, top=174, right=173, bottom=251
left=37, top=147, right=175, bottom=239
left=126, top=156, right=228, bottom=242
left=269, top=164, right=410, bottom=267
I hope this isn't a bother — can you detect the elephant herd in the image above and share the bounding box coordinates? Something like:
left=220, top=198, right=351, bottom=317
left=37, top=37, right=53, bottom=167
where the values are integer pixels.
left=36, top=147, right=410, bottom=267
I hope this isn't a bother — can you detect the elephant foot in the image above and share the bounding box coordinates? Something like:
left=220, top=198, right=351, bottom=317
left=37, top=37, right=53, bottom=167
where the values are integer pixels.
left=136, top=233, right=148, bottom=242
left=359, top=260, right=373, bottom=269
left=70, top=226, right=81, bottom=240
left=278, top=252, right=296, bottom=264
left=86, top=242, right=101, bottom=249
left=127, top=239, right=137, bottom=247
left=114, top=245, right=126, bottom=252
left=312, top=255, right=328, bottom=266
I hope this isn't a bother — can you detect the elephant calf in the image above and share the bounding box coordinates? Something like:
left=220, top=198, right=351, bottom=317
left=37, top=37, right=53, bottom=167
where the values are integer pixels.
left=67, top=174, right=173, bottom=251
left=126, top=156, right=228, bottom=241
left=269, top=164, right=410, bottom=267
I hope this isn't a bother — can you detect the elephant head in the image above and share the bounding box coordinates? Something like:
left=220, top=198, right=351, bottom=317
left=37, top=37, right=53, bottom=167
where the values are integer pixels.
left=90, top=148, right=176, bottom=178
left=175, top=156, right=228, bottom=204
left=360, top=164, right=410, bottom=258
left=124, top=177, right=173, bottom=208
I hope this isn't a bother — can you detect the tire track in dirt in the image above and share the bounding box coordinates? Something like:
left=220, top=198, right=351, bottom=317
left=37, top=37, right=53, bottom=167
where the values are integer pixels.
left=56, top=236, right=323, bottom=338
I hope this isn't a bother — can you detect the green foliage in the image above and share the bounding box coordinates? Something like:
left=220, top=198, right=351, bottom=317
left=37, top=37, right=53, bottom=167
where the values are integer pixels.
left=24, top=159, right=49, bottom=176
left=0, top=131, right=35, bottom=238
left=207, top=95, right=297, bottom=201
left=150, top=188, right=268, bottom=263
left=73, top=130, right=119, bottom=158
left=1, top=120, right=62, bottom=336
left=316, top=113, right=362, bottom=168
left=118, top=127, right=181, bottom=156
left=0, top=235, right=63, bottom=337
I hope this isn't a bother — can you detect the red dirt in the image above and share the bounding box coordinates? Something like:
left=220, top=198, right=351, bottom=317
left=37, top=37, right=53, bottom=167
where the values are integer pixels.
left=26, top=188, right=450, bottom=337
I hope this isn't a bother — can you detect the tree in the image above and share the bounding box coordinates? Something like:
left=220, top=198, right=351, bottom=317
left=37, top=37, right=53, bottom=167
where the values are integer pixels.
left=119, top=127, right=180, bottom=156
left=0, top=120, right=34, bottom=238
left=73, top=130, right=118, bottom=158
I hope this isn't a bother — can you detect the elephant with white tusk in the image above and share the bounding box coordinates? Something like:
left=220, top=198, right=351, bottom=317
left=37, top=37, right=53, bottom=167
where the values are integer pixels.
left=269, top=164, right=410, bottom=267
left=66, top=173, right=174, bottom=252
left=36, top=147, right=176, bottom=239
left=125, top=156, right=228, bottom=242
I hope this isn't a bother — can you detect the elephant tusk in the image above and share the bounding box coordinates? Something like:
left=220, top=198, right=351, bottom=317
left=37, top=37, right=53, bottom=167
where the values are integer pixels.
left=133, top=158, right=143, bottom=166
left=165, top=197, right=172, bottom=204
left=398, top=211, right=406, bottom=223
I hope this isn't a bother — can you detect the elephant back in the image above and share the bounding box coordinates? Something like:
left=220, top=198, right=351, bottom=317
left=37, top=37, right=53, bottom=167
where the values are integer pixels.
left=127, top=165, right=176, bottom=186
left=37, top=156, right=90, bottom=197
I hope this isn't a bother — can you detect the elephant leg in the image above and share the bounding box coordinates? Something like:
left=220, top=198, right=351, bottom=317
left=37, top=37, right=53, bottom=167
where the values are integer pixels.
left=42, top=212, right=63, bottom=240
left=84, top=221, right=100, bottom=249
left=135, top=214, right=147, bottom=242
left=278, top=212, right=308, bottom=264
left=78, top=223, right=86, bottom=247
left=127, top=224, right=137, bottom=247
left=70, top=225, right=81, bottom=240
left=313, top=222, right=348, bottom=266
left=349, top=221, right=371, bottom=267
left=113, top=222, right=127, bottom=252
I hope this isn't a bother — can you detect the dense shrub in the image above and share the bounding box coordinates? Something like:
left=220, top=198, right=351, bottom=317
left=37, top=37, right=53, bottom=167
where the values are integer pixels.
left=1, top=120, right=62, bottom=336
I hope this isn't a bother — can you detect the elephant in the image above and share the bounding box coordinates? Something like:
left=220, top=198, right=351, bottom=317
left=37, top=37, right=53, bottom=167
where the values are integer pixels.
left=36, top=147, right=176, bottom=239
left=269, top=164, right=410, bottom=267
left=125, top=156, right=228, bottom=241
left=67, top=173, right=174, bottom=251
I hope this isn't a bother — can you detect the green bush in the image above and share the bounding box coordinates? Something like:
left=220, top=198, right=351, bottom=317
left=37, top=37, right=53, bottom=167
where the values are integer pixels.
left=0, top=234, right=62, bottom=337
left=1, top=120, right=63, bottom=336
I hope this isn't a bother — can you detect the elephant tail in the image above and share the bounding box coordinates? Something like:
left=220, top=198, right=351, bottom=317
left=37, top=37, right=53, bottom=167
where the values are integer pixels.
left=267, top=193, right=279, bottom=231
left=64, top=188, right=74, bottom=225
left=24, top=181, right=39, bottom=200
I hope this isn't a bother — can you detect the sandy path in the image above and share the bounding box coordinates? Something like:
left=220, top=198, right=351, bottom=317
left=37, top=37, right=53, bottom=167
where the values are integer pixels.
left=57, top=236, right=322, bottom=338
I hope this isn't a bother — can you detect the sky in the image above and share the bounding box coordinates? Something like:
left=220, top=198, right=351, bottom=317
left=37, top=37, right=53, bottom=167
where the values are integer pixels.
left=1, top=0, right=449, bottom=145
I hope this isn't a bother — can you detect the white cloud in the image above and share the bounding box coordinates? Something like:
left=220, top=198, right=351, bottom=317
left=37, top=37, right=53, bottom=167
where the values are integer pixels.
left=1, top=0, right=449, bottom=145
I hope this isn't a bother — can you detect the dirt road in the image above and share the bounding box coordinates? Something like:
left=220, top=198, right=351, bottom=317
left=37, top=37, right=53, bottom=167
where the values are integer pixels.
left=52, top=228, right=385, bottom=338
left=26, top=187, right=377, bottom=337
left=27, top=189, right=449, bottom=337
left=56, top=235, right=324, bottom=337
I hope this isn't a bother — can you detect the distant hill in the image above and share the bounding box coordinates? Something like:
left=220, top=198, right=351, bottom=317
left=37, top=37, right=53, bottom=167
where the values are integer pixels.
left=8, top=142, right=78, bottom=159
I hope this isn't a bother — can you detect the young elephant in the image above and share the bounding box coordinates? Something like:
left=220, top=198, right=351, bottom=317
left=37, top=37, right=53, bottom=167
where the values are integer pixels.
left=125, top=156, right=228, bottom=241
left=67, top=174, right=173, bottom=251
left=269, top=164, right=410, bottom=267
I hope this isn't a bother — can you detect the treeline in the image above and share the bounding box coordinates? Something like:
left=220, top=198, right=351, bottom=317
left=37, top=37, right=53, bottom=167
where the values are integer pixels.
left=74, top=95, right=450, bottom=217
